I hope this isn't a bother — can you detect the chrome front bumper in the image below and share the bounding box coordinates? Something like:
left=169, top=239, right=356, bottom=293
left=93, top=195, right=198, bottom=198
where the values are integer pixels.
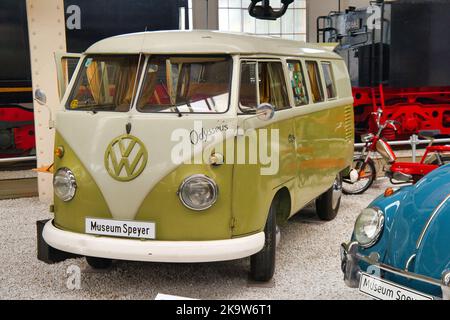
left=340, top=241, right=450, bottom=300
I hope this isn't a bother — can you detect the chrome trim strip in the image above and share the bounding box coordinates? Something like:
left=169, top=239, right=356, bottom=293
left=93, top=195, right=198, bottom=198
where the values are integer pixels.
left=342, top=242, right=442, bottom=288
left=416, top=194, right=450, bottom=249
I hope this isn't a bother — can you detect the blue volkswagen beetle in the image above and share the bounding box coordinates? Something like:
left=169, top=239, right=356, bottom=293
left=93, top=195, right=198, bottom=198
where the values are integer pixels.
left=341, top=164, right=450, bottom=300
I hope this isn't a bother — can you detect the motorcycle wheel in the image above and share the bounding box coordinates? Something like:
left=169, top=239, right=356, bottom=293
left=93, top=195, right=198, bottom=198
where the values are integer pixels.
left=342, top=158, right=376, bottom=195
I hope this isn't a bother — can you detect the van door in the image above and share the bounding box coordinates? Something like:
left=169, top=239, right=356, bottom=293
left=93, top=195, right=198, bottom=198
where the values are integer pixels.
left=232, top=60, right=298, bottom=236
left=287, top=60, right=330, bottom=207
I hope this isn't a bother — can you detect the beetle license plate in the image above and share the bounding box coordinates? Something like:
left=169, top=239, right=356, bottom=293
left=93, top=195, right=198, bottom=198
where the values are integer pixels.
left=359, top=272, right=433, bottom=300
left=85, top=218, right=155, bottom=239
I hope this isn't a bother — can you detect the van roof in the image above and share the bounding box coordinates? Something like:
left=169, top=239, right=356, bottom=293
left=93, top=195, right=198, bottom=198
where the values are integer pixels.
left=85, top=30, right=341, bottom=60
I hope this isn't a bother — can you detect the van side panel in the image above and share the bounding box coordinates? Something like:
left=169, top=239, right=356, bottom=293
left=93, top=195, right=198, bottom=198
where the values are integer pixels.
left=294, top=104, right=354, bottom=211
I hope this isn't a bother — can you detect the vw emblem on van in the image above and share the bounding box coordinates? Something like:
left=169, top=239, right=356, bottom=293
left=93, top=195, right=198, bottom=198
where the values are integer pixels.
left=104, top=135, right=148, bottom=182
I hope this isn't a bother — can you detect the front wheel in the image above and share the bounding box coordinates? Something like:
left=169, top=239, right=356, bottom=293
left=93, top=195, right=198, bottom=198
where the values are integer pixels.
left=250, top=201, right=277, bottom=282
left=316, top=174, right=342, bottom=221
left=342, top=158, right=376, bottom=195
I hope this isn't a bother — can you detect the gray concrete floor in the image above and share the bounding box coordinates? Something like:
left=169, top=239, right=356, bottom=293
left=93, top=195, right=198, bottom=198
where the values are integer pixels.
left=0, top=179, right=391, bottom=300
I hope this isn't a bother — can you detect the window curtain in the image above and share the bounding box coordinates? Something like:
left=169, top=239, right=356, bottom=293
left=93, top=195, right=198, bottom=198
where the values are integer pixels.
left=86, top=62, right=102, bottom=104
left=307, top=62, right=322, bottom=103
left=114, top=60, right=139, bottom=109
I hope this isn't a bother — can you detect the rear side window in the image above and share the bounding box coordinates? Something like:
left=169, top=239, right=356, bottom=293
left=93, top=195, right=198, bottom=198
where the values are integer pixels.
left=305, top=61, right=324, bottom=103
left=321, top=62, right=337, bottom=99
left=287, top=60, right=308, bottom=106
left=239, top=61, right=290, bottom=113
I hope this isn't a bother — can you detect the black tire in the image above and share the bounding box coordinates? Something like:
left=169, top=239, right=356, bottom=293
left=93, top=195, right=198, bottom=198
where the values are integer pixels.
left=316, top=174, right=342, bottom=221
left=85, top=256, right=112, bottom=269
left=342, top=158, right=376, bottom=195
left=250, top=201, right=277, bottom=282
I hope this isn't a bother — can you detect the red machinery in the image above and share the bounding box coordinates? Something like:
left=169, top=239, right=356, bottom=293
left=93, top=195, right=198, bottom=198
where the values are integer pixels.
left=353, top=86, right=450, bottom=141
left=0, top=103, right=35, bottom=158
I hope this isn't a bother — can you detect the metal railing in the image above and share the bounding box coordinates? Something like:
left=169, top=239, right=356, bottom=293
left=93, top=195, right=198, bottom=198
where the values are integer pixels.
left=355, top=134, right=450, bottom=162
left=0, top=156, right=37, bottom=164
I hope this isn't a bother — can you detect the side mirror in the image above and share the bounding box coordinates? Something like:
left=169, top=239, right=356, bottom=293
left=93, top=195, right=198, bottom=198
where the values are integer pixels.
left=256, top=103, right=275, bottom=121
left=34, top=89, right=47, bottom=105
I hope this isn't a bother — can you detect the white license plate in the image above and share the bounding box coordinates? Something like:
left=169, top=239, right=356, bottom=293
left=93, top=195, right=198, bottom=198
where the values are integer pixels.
left=85, top=218, right=155, bottom=239
left=359, top=272, right=433, bottom=300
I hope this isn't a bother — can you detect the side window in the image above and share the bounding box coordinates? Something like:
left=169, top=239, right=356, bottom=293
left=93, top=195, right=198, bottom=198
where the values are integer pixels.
left=239, top=61, right=290, bottom=113
left=239, top=62, right=258, bottom=112
left=321, top=62, right=337, bottom=99
left=287, top=60, right=308, bottom=106
left=258, top=62, right=290, bottom=111
left=305, top=61, right=324, bottom=103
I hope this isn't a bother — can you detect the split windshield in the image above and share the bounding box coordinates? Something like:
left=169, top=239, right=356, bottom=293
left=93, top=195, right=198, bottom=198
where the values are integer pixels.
left=66, top=55, right=232, bottom=114
left=67, top=55, right=142, bottom=112
left=136, top=56, right=231, bottom=113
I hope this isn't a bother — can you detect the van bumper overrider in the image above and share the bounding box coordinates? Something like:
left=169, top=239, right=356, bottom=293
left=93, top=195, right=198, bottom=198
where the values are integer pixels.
left=42, top=220, right=265, bottom=263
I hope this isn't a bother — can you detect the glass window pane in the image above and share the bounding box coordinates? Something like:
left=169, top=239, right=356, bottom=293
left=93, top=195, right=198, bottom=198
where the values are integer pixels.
left=281, top=9, right=294, bottom=34
left=287, top=60, right=308, bottom=106
left=239, top=62, right=258, bottom=112
left=219, top=9, right=229, bottom=30
left=306, top=61, right=324, bottom=103
left=321, top=62, right=337, bottom=99
left=255, top=18, right=269, bottom=34
left=243, top=9, right=256, bottom=33
left=228, top=9, right=242, bottom=32
left=259, top=62, right=290, bottom=110
left=294, top=9, right=306, bottom=33
left=68, top=55, right=141, bottom=112
left=228, top=0, right=241, bottom=8
left=137, top=56, right=232, bottom=113
left=242, top=0, right=252, bottom=8
left=219, top=0, right=229, bottom=8
left=268, top=18, right=281, bottom=35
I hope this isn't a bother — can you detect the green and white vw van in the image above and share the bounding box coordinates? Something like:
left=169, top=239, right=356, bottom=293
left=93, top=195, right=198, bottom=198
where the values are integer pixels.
left=37, top=31, right=354, bottom=281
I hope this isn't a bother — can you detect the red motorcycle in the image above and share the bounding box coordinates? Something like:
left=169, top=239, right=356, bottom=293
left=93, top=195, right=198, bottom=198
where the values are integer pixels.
left=343, top=109, right=450, bottom=195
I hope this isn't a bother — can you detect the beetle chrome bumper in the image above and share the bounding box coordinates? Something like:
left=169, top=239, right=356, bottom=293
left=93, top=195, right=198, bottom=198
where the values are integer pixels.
left=340, top=241, right=450, bottom=300
left=41, top=220, right=265, bottom=263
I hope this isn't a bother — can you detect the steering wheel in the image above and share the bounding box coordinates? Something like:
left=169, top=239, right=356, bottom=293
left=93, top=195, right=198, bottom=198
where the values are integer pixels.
left=248, top=0, right=294, bottom=20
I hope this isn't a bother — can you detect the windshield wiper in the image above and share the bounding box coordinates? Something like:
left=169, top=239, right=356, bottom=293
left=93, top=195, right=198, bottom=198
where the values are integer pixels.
left=159, top=80, right=182, bottom=117
left=173, top=106, right=182, bottom=117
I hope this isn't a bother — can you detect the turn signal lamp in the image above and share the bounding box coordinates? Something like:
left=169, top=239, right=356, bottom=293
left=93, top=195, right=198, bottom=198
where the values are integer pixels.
left=384, top=187, right=395, bottom=197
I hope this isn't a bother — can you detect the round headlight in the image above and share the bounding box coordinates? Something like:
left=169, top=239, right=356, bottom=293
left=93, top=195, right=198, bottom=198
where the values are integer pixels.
left=53, top=168, right=77, bottom=202
left=354, top=207, right=384, bottom=248
left=178, top=174, right=218, bottom=211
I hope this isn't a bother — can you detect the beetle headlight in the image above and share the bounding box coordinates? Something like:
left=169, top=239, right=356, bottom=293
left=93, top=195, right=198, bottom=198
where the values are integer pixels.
left=53, top=168, right=77, bottom=202
left=178, top=174, right=218, bottom=211
left=354, top=207, right=384, bottom=248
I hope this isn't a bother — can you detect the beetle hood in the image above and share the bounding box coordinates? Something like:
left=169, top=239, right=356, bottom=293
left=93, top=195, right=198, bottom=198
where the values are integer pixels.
left=383, top=164, right=450, bottom=294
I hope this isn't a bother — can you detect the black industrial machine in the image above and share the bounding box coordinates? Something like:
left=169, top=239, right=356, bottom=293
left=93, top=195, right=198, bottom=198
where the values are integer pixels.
left=317, top=0, right=450, bottom=140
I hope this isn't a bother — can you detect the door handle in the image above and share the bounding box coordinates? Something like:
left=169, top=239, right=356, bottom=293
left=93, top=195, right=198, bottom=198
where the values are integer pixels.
left=288, top=134, right=296, bottom=143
